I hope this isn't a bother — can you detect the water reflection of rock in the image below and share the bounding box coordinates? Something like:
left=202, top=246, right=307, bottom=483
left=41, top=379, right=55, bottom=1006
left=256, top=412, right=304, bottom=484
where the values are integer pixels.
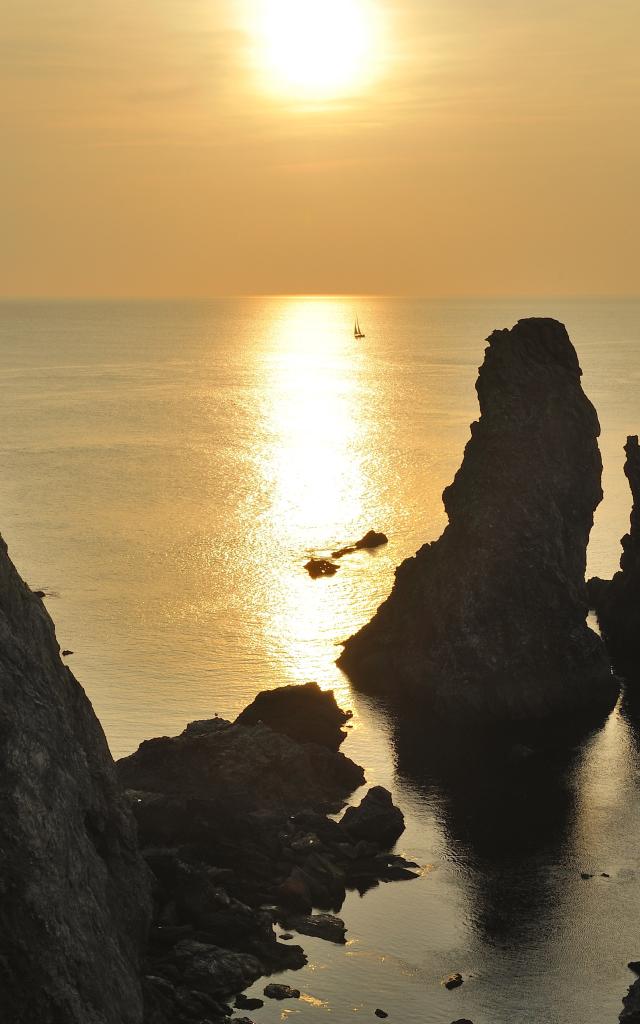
left=618, top=684, right=640, bottom=759
left=389, top=710, right=611, bottom=944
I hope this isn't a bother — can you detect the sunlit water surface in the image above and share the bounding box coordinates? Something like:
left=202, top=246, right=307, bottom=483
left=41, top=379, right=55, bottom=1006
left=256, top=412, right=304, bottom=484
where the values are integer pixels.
left=1, top=297, right=639, bottom=1023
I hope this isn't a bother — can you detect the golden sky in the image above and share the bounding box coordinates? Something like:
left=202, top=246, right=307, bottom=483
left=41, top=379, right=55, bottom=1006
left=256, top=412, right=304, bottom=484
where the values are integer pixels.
left=2, top=0, right=639, bottom=297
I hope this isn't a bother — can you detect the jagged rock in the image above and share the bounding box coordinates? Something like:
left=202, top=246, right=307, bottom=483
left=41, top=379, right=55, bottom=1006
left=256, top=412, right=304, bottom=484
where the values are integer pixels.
left=588, top=435, right=640, bottom=677
left=304, top=558, right=338, bottom=578
left=117, top=713, right=364, bottom=818
left=0, top=534, right=151, bottom=1024
left=339, top=787, right=405, bottom=847
left=161, top=940, right=263, bottom=997
left=235, top=682, right=352, bottom=751
left=338, top=318, right=617, bottom=719
left=114, top=687, right=417, bottom=1015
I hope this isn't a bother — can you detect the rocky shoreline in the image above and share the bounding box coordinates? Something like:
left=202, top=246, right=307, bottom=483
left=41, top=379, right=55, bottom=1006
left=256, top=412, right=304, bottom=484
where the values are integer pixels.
left=0, top=533, right=418, bottom=1024
left=118, top=683, right=417, bottom=1023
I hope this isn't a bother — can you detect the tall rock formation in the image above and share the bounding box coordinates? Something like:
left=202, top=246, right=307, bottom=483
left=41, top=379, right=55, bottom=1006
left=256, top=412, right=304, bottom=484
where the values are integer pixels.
left=588, top=435, right=640, bottom=677
left=0, top=535, right=151, bottom=1023
left=338, top=318, right=616, bottom=718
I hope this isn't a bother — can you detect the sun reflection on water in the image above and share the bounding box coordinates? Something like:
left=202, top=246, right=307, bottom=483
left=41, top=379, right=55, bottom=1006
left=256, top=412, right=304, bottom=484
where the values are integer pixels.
left=255, top=297, right=373, bottom=706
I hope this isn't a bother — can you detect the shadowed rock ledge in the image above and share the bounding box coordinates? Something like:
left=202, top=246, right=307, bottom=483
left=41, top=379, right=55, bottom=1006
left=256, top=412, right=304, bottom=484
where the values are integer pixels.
left=338, top=318, right=617, bottom=719
left=588, top=436, right=640, bottom=678
left=0, top=534, right=151, bottom=1024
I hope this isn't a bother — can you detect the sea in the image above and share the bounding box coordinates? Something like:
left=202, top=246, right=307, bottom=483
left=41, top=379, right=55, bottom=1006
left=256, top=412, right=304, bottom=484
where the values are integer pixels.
left=1, top=296, right=639, bottom=1024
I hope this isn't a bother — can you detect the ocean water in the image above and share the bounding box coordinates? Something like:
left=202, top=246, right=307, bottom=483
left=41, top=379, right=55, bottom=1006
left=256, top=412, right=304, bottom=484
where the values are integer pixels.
left=1, top=296, right=639, bottom=1023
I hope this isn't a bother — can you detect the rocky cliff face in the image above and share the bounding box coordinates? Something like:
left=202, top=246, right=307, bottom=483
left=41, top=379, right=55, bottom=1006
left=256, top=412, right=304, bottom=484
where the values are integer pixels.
left=588, top=436, right=640, bottom=677
left=0, top=534, right=151, bottom=1023
left=338, top=318, right=617, bottom=719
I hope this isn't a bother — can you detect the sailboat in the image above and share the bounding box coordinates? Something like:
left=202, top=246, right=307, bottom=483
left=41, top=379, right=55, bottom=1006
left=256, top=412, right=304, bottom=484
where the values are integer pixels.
left=354, top=314, right=365, bottom=339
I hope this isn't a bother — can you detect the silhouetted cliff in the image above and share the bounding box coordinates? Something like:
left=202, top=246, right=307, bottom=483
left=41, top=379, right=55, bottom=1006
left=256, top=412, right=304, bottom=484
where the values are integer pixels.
left=0, top=535, right=151, bottom=1023
left=338, top=318, right=616, bottom=719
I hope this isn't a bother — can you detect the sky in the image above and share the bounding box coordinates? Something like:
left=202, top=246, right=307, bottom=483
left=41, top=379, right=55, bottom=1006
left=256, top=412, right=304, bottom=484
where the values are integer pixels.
left=2, top=0, right=639, bottom=297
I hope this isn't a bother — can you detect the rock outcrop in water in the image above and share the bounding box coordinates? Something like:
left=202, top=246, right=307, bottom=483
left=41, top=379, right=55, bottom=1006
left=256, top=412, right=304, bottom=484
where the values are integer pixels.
left=588, top=436, right=640, bottom=678
left=338, top=318, right=617, bottom=719
left=0, top=523, right=417, bottom=1024
left=117, top=685, right=415, bottom=1022
left=0, top=535, right=151, bottom=1024
left=235, top=680, right=352, bottom=751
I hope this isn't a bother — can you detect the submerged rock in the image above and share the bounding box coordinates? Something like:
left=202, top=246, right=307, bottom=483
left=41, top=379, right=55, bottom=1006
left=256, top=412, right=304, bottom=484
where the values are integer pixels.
left=235, top=681, right=352, bottom=751
left=0, top=534, right=151, bottom=1024
left=588, top=436, right=640, bottom=677
left=338, top=318, right=616, bottom=720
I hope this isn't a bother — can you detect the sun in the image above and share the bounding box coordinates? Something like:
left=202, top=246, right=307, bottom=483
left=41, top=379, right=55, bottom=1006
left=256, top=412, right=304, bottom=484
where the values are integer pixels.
left=255, top=0, right=379, bottom=101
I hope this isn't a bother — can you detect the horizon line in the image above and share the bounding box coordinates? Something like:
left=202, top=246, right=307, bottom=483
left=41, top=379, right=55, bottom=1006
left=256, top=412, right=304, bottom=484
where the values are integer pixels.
left=1, top=292, right=640, bottom=303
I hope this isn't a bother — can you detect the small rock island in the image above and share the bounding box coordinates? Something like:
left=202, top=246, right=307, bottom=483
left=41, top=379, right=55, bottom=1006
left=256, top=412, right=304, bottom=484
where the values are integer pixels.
left=338, top=318, right=618, bottom=719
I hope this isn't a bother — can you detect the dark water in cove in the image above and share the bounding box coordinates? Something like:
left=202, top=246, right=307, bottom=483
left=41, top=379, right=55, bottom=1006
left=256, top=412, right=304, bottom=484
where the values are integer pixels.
left=1, top=296, right=640, bottom=1023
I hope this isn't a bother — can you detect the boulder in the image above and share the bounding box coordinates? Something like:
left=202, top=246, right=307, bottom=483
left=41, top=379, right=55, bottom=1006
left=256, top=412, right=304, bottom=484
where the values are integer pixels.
left=281, top=913, right=347, bottom=944
left=264, top=983, right=300, bottom=1000
left=339, top=787, right=405, bottom=847
left=338, top=318, right=617, bottom=720
left=444, top=973, right=464, bottom=990
left=588, top=435, right=640, bottom=677
left=235, top=681, right=352, bottom=751
left=0, top=534, right=151, bottom=1024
